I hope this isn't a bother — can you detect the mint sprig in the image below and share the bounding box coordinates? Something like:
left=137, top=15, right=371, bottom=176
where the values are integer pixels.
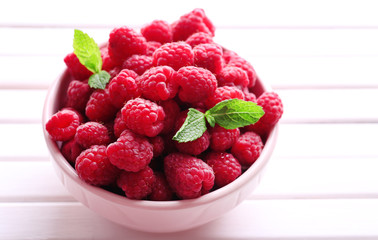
left=173, top=99, right=265, bottom=143
left=73, top=29, right=110, bottom=89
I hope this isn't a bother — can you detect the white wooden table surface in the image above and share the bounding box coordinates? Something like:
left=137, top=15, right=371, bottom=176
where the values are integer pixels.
left=1, top=0, right=378, bottom=239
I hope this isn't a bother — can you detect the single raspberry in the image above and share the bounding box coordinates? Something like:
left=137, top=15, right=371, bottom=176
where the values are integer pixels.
left=85, top=89, right=118, bottom=122
left=122, top=54, right=153, bottom=75
left=61, top=139, right=83, bottom=164
left=140, top=20, right=173, bottom=44
left=75, top=122, right=111, bottom=149
left=108, top=69, right=140, bottom=109
left=108, top=26, right=147, bottom=65
left=204, top=86, right=244, bottom=109
left=243, top=87, right=257, bottom=102
left=65, top=80, right=92, bottom=112
left=193, top=43, right=224, bottom=74
left=231, top=131, right=264, bottom=166
left=75, top=145, right=120, bottom=186
left=149, top=172, right=173, bottom=201
left=152, top=42, right=194, bottom=71
left=107, top=129, right=153, bottom=172
left=113, top=110, right=128, bottom=138
left=185, top=32, right=214, bottom=48
left=159, top=99, right=180, bottom=135
left=121, top=98, right=165, bottom=137
left=217, top=66, right=249, bottom=88
left=146, top=41, right=162, bottom=56
left=205, top=152, right=241, bottom=187
left=209, top=124, right=240, bottom=152
left=137, top=66, right=177, bottom=101
left=64, top=52, right=92, bottom=80
left=173, top=66, right=217, bottom=103
left=45, top=109, right=81, bottom=141
left=164, top=153, right=214, bottom=199
left=100, top=47, right=116, bottom=72
left=256, top=92, right=284, bottom=126
left=228, top=56, right=257, bottom=87
left=172, top=8, right=215, bottom=41
left=149, top=136, right=165, bottom=158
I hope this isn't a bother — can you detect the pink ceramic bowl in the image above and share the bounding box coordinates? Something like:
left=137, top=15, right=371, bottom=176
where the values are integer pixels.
left=42, top=69, right=278, bottom=233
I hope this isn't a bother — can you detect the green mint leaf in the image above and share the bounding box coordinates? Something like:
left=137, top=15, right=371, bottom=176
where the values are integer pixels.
left=205, top=99, right=264, bottom=129
left=88, top=70, right=110, bottom=89
left=172, top=108, right=207, bottom=143
left=73, top=29, right=102, bottom=74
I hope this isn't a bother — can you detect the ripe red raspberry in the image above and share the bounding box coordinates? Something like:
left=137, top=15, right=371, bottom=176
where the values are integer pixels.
left=228, top=56, right=257, bottom=88
left=75, top=145, right=120, bottom=186
left=108, top=26, right=147, bottom=65
left=222, top=49, right=239, bottom=64
left=100, top=47, right=116, bottom=72
left=149, top=136, right=165, bottom=158
left=205, top=152, right=241, bottom=187
left=204, top=86, right=244, bottom=109
left=140, top=20, right=173, bottom=44
left=107, top=129, right=153, bottom=172
left=217, top=66, right=249, bottom=88
left=46, top=109, right=81, bottom=141
left=256, top=92, right=284, bottom=126
left=243, top=87, right=257, bottom=102
left=113, top=110, right=128, bottom=138
left=149, top=172, right=173, bottom=201
left=231, top=131, right=264, bottom=166
left=152, top=42, right=194, bottom=71
left=159, top=99, right=180, bottom=135
left=75, top=122, right=111, bottom=149
left=172, top=8, right=215, bottom=41
left=146, top=41, right=162, bottom=56
left=193, top=43, right=224, bottom=74
left=61, top=139, right=83, bottom=164
left=108, top=69, right=140, bottom=109
left=85, top=89, right=118, bottom=122
left=173, top=66, right=217, bottom=103
left=64, top=52, right=92, bottom=80
left=209, top=124, right=240, bottom=152
left=185, top=32, right=214, bottom=48
left=121, top=98, right=165, bottom=137
left=122, top=54, right=153, bottom=75
left=164, top=153, right=214, bottom=199
left=117, top=166, right=156, bottom=200
left=137, top=66, right=177, bottom=101
left=65, top=80, right=92, bottom=112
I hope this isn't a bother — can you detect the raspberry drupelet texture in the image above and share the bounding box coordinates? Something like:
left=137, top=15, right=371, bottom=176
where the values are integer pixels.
left=113, top=110, right=128, bottom=138
left=108, top=26, right=147, bottom=65
left=243, top=87, right=257, bottom=102
left=140, top=20, right=173, bottom=44
left=222, top=49, right=239, bottom=64
left=149, top=172, right=173, bottom=201
left=46, top=109, right=81, bottom=141
left=121, top=98, right=165, bottom=137
left=122, top=54, right=153, bottom=75
left=231, top=131, right=264, bottom=167
left=108, top=69, right=140, bottom=109
left=75, top=145, right=120, bottom=186
left=137, top=66, right=177, bottom=101
left=164, top=153, right=215, bottom=199
left=61, top=139, right=83, bottom=164
left=205, top=152, right=242, bottom=187
left=146, top=41, right=162, bottom=56
left=209, top=124, right=240, bottom=152
left=149, top=136, right=165, bottom=158
left=217, top=66, right=249, bottom=89
left=228, top=56, right=257, bottom=88
left=173, top=66, right=217, bottom=103
left=64, top=52, right=92, bottom=80
left=193, top=43, right=224, bottom=74
left=65, top=80, right=93, bottom=112
left=100, top=47, right=116, bottom=72
left=204, top=86, right=244, bottom=109
left=75, top=122, right=111, bottom=149
left=117, top=166, right=156, bottom=200
left=86, top=89, right=118, bottom=122
left=107, top=129, right=153, bottom=172
left=152, top=42, right=194, bottom=71
left=159, top=99, right=180, bottom=135
left=185, top=32, right=214, bottom=48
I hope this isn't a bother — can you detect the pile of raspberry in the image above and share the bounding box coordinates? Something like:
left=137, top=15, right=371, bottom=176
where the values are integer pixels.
left=46, top=8, right=283, bottom=200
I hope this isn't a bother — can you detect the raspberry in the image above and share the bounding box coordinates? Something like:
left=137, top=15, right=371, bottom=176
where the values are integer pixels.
left=231, top=131, right=264, bottom=166
left=173, top=66, right=217, bottom=103
left=108, top=66, right=121, bottom=79
left=152, top=42, right=194, bottom=71
left=204, top=86, right=244, bottom=109
left=193, top=43, right=224, bottom=74
left=185, top=32, right=214, bottom=48
left=121, top=54, right=153, bottom=75
left=222, top=49, right=239, bottom=64
left=217, top=66, right=249, bottom=88
left=149, top=172, right=173, bottom=201
left=65, top=80, right=92, bottom=112
left=164, top=153, right=214, bottom=199
left=243, top=87, right=257, bottom=102
left=63, top=52, right=92, bottom=80
left=100, top=47, right=116, bottom=72
left=172, top=8, right=215, bottom=41
left=75, top=122, right=111, bottom=149
left=205, top=152, right=241, bottom=187
left=159, top=99, right=180, bottom=135
left=228, top=56, right=257, bottom=88
left=209, top=124, right=240, bottom=152
left=113, top=110, right=128, bottom=138
left=121, top=98, right=165, bottom=137
left=85, top=89, right=118, bottom=122
left=61, top=139, right=83, bottom=164
left=108, top=69, right=140, bottom=109
left=146, top=41, right=162, bottom=56
left=137, top=66, right=177, bottom=101
left=60, top=107, right=85, bottom=123
left=75, top=145, right=120, bottom=186
left=45, top=109, right=81, bottom=141
left=107, top=129, right=153, bottom=172
left=149, top=136, right=165, bottom=158
left=108, top=26, right=147, bottom=65
left=140, top=20, right=172, bottom=44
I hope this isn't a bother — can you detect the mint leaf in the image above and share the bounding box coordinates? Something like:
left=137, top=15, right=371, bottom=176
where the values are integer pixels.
left=172, top=108, right=207, bottom=143
left=205, top=99, right=264, bottom=129
left=73, top=29, right=102, bottom=74
left=88, top=70, right=110, bottom=89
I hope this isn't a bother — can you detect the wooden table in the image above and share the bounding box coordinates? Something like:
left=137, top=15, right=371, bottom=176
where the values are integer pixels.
left=1, top=0, right=378, bottom=239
